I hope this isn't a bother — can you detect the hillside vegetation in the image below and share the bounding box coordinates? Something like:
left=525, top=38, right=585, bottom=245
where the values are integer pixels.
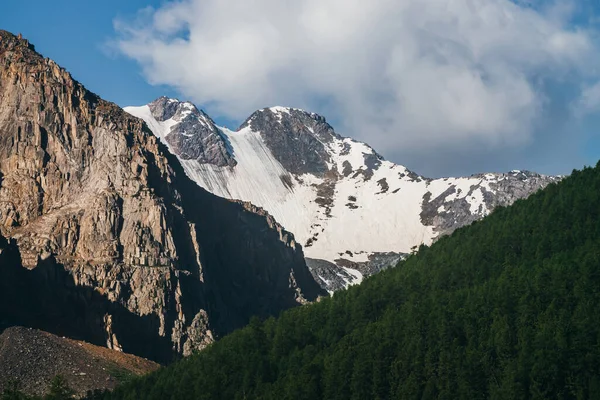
left=73, top=163, right=600, bottom=398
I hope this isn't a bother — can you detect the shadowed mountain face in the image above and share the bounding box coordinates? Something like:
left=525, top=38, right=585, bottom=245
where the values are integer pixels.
left=0, top=30, right=325, bottom=363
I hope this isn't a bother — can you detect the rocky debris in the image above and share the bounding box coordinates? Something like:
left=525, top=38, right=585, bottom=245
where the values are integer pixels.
left=306, top=252, right=406, bottom=292
left=346, top=195, right=359, bottom=210
left=149, top=97, right=236, bottom=167
left=0, top=326, right=159, bottom=398
left=0, top=30, right=326, bottom=363
left=335, top=252, right=406, bottom=277
left=240, top=107, right=337, bottom=176
left=313, top=180, right=336, bottom=219
left=305, top=258, right=356, bottom=293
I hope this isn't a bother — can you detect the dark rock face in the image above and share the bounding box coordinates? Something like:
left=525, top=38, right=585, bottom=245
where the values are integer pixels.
left=0, top=30, right=325, bottom=363
left=306, top=252, right=406, bottom=293
left=305, top=258, right=356, bottom=293
left=377, top=178, right=389, bottom=194
left=342, top=161, right=353, bottom=177
left=335, top=252, right=406, bottom=277
left=148, top=96, right=182, bottom=121
left=364, top=152, right=383, bottom=171
left=240, top=108, right=338, bottom=176
left=149, top=97, right=236, bottom=167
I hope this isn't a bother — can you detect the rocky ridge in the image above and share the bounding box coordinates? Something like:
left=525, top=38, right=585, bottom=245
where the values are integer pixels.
left=0, top=30, right=325, bottom=363
left=147, top=96, right=235, bottom=167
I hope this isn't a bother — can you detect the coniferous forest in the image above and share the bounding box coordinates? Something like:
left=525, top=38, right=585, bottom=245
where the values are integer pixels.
left=9, top=163, right=600, bottom=400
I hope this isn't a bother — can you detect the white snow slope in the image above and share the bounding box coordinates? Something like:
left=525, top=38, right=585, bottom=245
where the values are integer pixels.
left=125, top=102, right=557, bottom=271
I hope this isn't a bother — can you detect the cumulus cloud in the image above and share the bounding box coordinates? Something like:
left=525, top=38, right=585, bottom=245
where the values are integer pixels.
left=113, top=0, right=597, bottom=175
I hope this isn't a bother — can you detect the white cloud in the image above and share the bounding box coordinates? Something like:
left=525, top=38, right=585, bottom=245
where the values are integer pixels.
left=114, top=0, right=597, bottom=166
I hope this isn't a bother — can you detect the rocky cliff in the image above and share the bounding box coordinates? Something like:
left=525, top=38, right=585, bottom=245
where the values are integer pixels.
left=0, top=30, right=325, bottom=363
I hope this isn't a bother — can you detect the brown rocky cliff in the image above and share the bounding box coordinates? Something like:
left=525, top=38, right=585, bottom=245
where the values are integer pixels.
left=0, top=30, right=325, bottom=363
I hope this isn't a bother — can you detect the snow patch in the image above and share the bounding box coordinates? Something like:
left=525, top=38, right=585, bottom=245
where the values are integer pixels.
left=341, top=267, right=363, bottom=285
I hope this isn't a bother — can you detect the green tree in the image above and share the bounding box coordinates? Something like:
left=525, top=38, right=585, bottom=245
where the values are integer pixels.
left=45, top=376, right=74, bottom=400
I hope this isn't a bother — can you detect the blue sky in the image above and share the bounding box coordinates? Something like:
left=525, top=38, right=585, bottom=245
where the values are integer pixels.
left=2, top=0, right=600, bottom=177
left=1, top=1, right=179, bottom=107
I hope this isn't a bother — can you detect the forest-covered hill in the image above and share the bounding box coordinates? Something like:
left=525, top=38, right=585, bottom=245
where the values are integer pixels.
left=98, top=163, right=600, bottom=400
left=16, top=162, right=600, bottom=399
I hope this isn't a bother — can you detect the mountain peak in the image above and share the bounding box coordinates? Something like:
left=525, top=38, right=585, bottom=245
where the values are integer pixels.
left=0, top=30, right=36, bottom=52
left=148, top=96, right=207, bottom=123
left=265, top=106, right=319, bottom=118
left=234, top=106, right=339, bottom=176
left=268, top=105, right=302, bottom=113
left=126, top=98, right=235, bottom=167
left=240, top=106, right=331, bottom=131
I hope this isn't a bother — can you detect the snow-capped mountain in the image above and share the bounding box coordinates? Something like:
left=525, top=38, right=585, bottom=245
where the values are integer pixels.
left=125, top=97, right=560, bottom=292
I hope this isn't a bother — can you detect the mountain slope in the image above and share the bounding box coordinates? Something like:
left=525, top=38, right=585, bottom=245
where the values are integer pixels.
left=0, top=326, right=159, bottom=398
left=0, top=30, right=324, bottom=363
left=126, top=99, right=558, bottom=291
left=102, top=162, right=600, bottom=399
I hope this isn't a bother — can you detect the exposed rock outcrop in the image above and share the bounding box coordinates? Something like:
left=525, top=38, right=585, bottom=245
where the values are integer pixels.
left=420, top=170, right=556, bottom=237
left=0, top=30, right=325, bottom=363
left=148, top=96, right=236, bottom=167
left=240, top=107, right=338, bottom=176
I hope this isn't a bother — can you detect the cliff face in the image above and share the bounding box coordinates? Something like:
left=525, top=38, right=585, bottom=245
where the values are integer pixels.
left=0, top=31, right=324, bottom=363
